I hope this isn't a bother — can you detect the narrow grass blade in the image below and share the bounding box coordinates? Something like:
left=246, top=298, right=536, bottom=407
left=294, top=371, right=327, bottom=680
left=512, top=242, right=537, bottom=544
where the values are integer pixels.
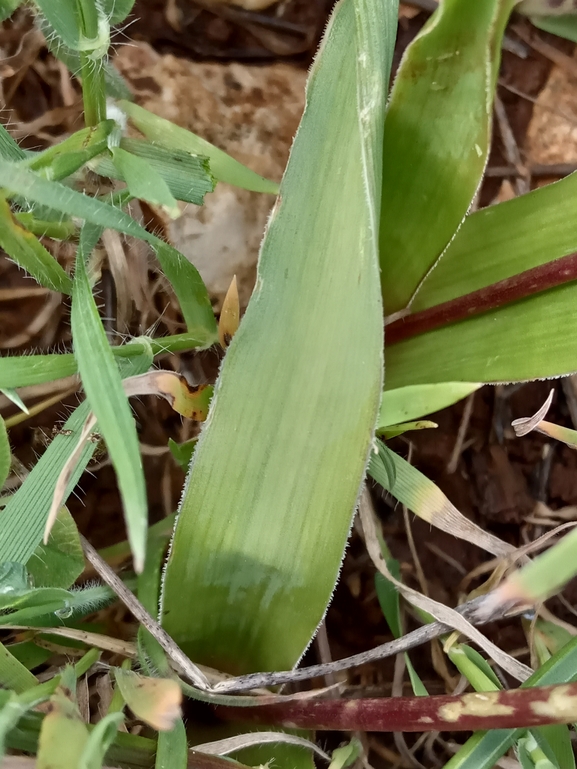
left=413, top=171, right=577, bottom=312
left=94, top=138, right=215, bottom=206
left=482, top=525, right=577, bottom=611
left=375, top=569, right=428, bottom=696
left=118, top=100, right=278, bottom=194
left=161, top=0, right=396, bottom=673
left=0, top=123, right=25, bottom=160
left=0, top=158, right=217, bottom=334
left=79, top=712, right=124, bottom=769
left=111, top=147, right=180, bottom=218
left=0, top=197, right=72, bottom=293
left=369, top=441, right=513, bottom=557
left=0, top=416, right=9, bottom=491
left=379, top=0, right=515, bottom=313
left=25, top=121, right=114, bottom=181
left=0, top=357, right=151, bottom=566
left=71, top=228, right=147, bottom=571
left=1, top=388, right=28, bottom=414
left=156, top=716, right=187, bottom=769
left=0, top=642, right=38, bottom=692
left=378, top=382, right=480, bottom=427
left=0, top=680, right=58, bottom=758
left=0, top=334, right=211, bottom=390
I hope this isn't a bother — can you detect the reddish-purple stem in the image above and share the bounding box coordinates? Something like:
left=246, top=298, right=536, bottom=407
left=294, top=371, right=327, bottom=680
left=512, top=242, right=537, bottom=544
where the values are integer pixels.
left=386, top=252, right=577, bottom=346
left=221, top=682, right=577, bottom=732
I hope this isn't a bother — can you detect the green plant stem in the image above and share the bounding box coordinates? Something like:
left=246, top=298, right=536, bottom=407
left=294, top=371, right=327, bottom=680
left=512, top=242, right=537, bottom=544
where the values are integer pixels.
left=386, top=251, right=577, bottom=345
left=80, top=55, right=106, bottom=127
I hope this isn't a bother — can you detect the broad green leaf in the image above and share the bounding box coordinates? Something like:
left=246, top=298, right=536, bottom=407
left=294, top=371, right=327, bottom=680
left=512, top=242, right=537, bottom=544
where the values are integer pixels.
left=72, top=226, right=147, bottom=571
left=156, top=717, right=187, bottom=769
left=0, top=123, right=25, bottom=160
left=529, top=15, right=577, bottom=42
left=378, top=382, right=480, bottom=427
left=444, top=634, right=577, bottom=769
left=26, top=507, right=84, bottom=589
left=0, top=158, right=217, bottom=335
left=0, top=641, right=38, bottom=692
left=386, top=282, right=577, bottom=388
left=118, top=100, right=279, bottom=195
left=25, top=121, right=115, bottom=181
left=8, top=641, right=52, bottom=671
left=0, top=416, right=9, bottom=491
left=111, top=147, right=180, bottom=218
left=94, top=138, right=215, bottom=206
left=0, top=197, right=72, bottom=293
left=369, top=442, right=512, bottom=556
left=379, top=0, right=515, bottom=313
left=413, top=171, right=577, bottom=312
left=161, top=0, right=396, bottom=673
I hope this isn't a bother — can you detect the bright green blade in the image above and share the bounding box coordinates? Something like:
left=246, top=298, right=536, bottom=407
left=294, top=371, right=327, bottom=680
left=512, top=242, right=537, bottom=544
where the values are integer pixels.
left=161, top=0, right=396, bottom=673
left=386, top=281, right=577, bottom=388
left=0, top=158, right=217, bottom=335
left=378, top=382, right=480, bottom=427
left=0, top=197, right=72, bottom=293
left=71, top=226, right=147, bottom=572
left=413, top=171, right=577, bottom=312
left=118, top=100, right=278, bottom=195
left=25, top=121, right=114, bottom=181
left=379, top=0, right=515, bottom=314
left=0, top=351, right=152, bottom=567
left=0, top=333, right=212, bottom=390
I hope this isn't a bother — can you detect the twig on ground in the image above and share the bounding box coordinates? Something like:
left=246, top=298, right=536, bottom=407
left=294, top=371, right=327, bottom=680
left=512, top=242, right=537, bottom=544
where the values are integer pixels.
left=79, top=535, right=211, bottom=690
left=494, top=95, right=530, bottom=195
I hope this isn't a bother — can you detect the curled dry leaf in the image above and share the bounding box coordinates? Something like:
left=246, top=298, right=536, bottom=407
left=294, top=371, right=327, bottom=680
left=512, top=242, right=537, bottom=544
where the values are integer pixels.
left=122, top=371, right=212, bottom=421
left=512, top=388, right=554, bottom=437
